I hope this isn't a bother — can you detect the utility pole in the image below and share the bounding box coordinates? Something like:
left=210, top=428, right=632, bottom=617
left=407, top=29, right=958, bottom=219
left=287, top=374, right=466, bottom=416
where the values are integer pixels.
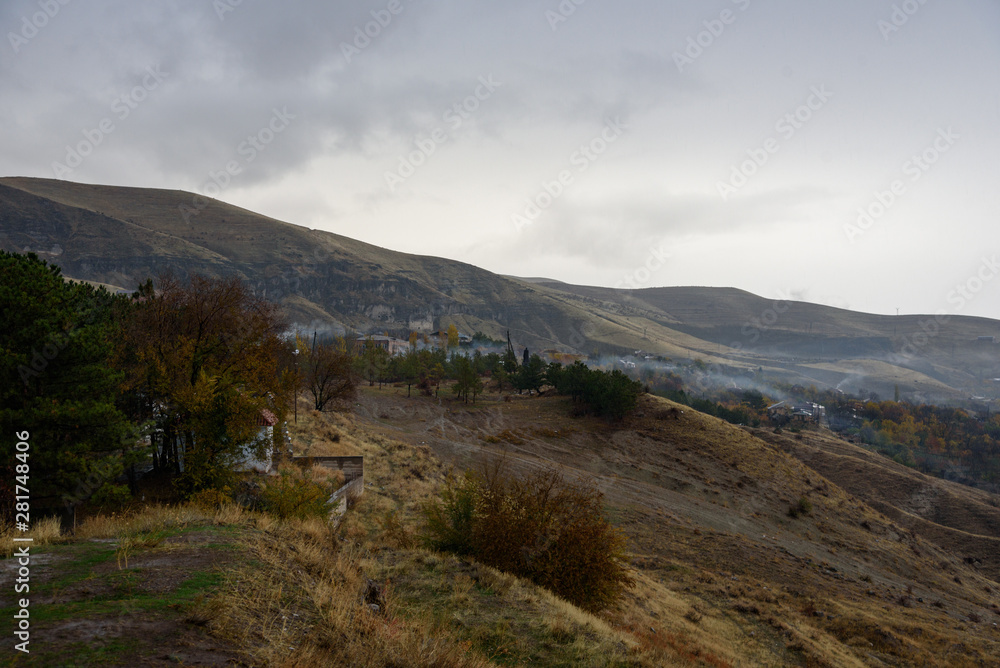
left=293, top=347, right=299, bottom=424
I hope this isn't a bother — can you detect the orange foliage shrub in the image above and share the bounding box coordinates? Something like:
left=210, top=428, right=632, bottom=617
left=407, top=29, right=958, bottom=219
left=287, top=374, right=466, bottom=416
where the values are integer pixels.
left=422, top=461, right=633, bottom=612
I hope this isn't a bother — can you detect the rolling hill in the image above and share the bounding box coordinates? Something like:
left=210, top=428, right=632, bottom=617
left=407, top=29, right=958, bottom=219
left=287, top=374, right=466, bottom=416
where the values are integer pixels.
left=2, top=176, right=998, bottom=402
left=316, top=384, right=1000, bottom=666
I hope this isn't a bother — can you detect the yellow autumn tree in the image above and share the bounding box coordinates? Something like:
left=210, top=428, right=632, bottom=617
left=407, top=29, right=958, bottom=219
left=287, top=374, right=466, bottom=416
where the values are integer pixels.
left=123, top=274, right=286, bottom=495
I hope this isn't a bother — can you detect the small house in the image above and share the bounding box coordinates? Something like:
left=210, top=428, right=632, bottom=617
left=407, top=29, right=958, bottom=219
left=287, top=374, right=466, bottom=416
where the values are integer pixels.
left=768, top=400, right=825, bottom=425
left=355, top=335, right=410, bottom=356
left=234, top=408, right=278, bottom=474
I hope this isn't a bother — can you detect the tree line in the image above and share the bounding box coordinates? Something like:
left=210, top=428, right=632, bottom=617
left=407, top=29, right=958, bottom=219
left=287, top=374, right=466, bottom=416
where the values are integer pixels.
left=337, top=342, right=643, bottom=419
left=1, top=253, right=295, bottom=521
left=844, top=399, right=1000, bottom=490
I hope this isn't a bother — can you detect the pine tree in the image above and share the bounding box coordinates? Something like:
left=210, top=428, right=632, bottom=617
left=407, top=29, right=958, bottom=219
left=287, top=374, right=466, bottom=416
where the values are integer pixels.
left=0, top=252, right=137, bottom=521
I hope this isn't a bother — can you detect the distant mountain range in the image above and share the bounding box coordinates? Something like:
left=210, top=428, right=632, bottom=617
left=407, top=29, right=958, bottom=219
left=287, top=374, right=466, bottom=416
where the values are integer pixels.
left=2, top=176, right=999, bottom=402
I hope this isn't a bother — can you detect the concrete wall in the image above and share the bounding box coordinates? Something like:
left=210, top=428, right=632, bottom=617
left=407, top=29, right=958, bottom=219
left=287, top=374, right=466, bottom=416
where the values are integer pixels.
left=293, top=456, right=364, bottom=483
left=292, top=456, right=364, bottom=521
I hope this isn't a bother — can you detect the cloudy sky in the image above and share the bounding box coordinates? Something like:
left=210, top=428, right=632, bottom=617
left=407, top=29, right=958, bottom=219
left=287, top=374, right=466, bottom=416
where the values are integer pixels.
left=2, top=0, right=999, bottom=319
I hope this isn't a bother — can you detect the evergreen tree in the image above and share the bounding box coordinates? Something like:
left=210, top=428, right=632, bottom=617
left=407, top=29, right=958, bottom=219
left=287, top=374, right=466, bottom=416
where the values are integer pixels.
left=0, top=252, right=137, bottom=520
left=514, top=353, right=547, bottom=395
left=451, top=356, right=484, bottom=404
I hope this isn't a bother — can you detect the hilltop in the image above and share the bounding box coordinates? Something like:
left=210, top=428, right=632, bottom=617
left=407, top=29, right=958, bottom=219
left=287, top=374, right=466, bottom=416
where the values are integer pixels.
left=1, top=176, right=999, bottom=402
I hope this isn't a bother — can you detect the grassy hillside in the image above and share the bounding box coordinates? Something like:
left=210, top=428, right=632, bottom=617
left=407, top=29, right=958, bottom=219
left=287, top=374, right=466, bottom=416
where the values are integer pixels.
left=348, top=384, right=1000, bottom=666
left=4, top=384, right=999, bottom=666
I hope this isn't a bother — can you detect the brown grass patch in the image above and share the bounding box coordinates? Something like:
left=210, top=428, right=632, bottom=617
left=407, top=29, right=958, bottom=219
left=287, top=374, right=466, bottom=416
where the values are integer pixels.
left=204, top=519, right=491, bottom=667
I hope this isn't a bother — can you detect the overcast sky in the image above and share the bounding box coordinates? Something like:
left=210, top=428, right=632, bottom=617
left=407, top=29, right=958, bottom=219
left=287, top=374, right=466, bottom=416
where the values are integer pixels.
left=3, top=0, right=999, bottom=319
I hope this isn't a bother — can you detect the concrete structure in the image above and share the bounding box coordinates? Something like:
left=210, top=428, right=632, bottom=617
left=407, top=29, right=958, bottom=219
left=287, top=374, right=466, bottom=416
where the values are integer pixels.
left=768, top=400, right=825, bottom=425
left=293, top=455, right=365, bottom=521
left=234, top=409, right=278, bottom=474
left=356, top=335, right=410, bottom=356
left=292, top=455, right=364, bottom=483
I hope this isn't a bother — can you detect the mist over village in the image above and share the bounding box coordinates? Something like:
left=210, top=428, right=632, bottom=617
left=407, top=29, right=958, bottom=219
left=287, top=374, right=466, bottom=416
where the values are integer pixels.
left=2, top=1, right=999, bottom=666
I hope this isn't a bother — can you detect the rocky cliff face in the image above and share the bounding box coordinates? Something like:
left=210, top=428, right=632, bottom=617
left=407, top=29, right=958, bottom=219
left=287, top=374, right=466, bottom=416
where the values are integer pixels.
left=0, top=179, right=593, bottom=350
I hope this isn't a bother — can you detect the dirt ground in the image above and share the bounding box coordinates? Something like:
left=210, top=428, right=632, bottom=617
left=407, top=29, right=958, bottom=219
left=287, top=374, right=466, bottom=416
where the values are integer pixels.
left=0, top=527, right=245, bottom=667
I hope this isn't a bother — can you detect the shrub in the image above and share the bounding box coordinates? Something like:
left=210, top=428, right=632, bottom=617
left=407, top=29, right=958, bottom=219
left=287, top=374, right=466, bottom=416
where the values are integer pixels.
left=421, top=471, right=478, bottom=556
left=787, top=496, right=812, bottom=518
left=190, top=487, right=232, bottom=510
left=421, top=461, right=634, bottom=612
left=260, top=468, right=335, bottom=520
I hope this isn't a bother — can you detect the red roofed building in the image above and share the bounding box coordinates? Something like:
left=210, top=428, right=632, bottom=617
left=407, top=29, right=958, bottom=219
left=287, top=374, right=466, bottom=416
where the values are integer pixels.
left=235, top=408, right=279, bottom=474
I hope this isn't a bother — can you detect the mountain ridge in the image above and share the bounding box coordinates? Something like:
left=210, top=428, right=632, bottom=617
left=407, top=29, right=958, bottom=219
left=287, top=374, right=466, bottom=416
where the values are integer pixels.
left=2, top=176, right=998, bottom=402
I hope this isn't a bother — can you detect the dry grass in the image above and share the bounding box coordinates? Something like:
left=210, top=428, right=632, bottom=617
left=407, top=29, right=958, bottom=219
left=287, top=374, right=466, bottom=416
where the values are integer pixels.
left=279, top=401, right=711, bottom=665
left=72, top=503, right=235, bottom=540
left=0, top=515, right=63, bottom=557
left=26, top=384, right=999, bottom=666
left=204, top=518, right=493, bottom=667
left=304, top=463, right=345, bottom=488
left=343, top=386, right=1000, bottom=666
left=49, top=501, right=249, bottom=568
left=368, top=548, right=653, bottom=666
left=288, top=403, right=364, bottom=457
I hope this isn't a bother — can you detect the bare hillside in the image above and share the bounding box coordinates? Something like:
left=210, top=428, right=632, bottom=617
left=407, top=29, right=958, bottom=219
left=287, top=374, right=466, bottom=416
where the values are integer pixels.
left=345, top=385, right=1000, bottom=666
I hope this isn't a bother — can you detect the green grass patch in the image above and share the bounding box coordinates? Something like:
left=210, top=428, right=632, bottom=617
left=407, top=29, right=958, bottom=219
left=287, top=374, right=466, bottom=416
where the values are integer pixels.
left=36, top=637, right=147, bottom=668
left=28, top=542, right=118, bottom=592
left=174, top=569, right=224, bottom=599
left=4, top=567, right=224, bottom=625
